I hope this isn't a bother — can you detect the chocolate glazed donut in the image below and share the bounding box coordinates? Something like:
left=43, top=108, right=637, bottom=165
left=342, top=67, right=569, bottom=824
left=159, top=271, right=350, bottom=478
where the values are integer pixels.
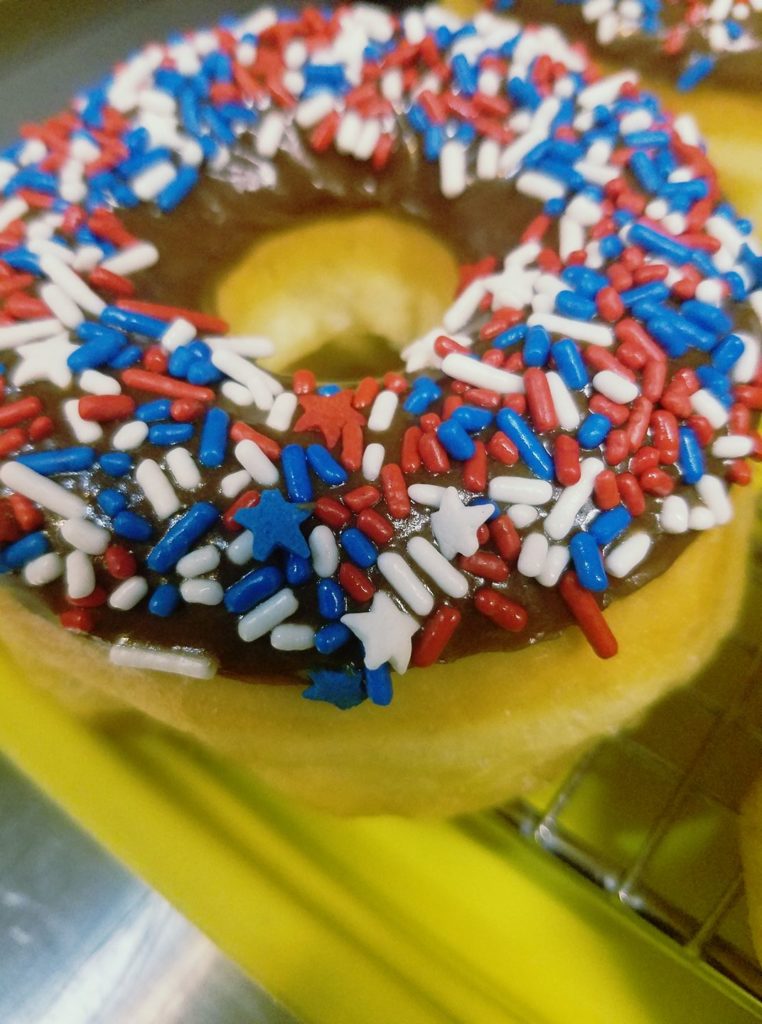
left=0, top=4, right=757, bottom=813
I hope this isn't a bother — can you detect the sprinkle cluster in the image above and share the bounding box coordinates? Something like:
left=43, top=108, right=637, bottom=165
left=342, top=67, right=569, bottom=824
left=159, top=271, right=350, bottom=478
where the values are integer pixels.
left=495, top=0, right=762, bottom=89
left=0, top=5, right=759, bottom=710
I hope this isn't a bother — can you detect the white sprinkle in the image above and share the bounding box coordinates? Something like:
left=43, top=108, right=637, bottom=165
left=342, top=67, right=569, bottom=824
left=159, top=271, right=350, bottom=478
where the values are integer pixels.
left=443, top=279, right=486, bottom=333
left=578, top=70, right=638, bottom=109
left=517, top=532, right=550, bottom=578
left=537, top=544, right=570, bottom=587
left=65, top=550, right=95, bottom=600
left=221, top=381, right=254, bottom=407
left=406, top=536, right=468, bottom=599
left=488, top=476, right=554, bottom=505
left=0, top=318, right=62, bottom=350
left=295, top=92, right=335, bottom=129
left=60, top=517, right=109, bottom=555
left=63, top=399, right=102, bottom=444
left=558, top=216, right=585, bottom=261
left=165, top=447, right=201, bottom=490
left=227, top=529, right=253, bottom=565
left=593, top=369, right=639, bottom=404
left=266, top=392, right=298, bottom=432
left=180, top=578, right=224, bottom=606
left=508, top=504, right=540, bottom=528
left=238, top=588, right=298, bottom=642
left=39, top=283, right=84, bottom=329
left=732, top=332, right=760, bottom=384
left=78, top=369, right=121, bottom=395
left=39, top=253, right=105, bottom=317
left=528, top=312, right=614, bottom=347
left=177, top=545, right=220, bottom=578
left=712, top=434, right=754, bottom=458
left=109, top=576, right=149, bottom=610
left=440, top=140, right=467, bottom=199
left=309, top=524, right=339, bottom=577
left=112, top=420, right=149, bottom=451
left=689, top=505, right=716, bottom=531
left=605, top=531, right=652, bottom=578
left=270, top=624, right=315, bottom=651
left=101, top=242, right=159, bottom=276
left=660, top=494, right=689, bottom=533
left=211, top=349, right=278, bottom=411
left=696, top=474, right=733, bottom=525
left=161, top=317, right=196, bottom=352
left=441, top=353, right=524, bottom=394
left=219, top=469, right=251, bottom=500
left=127, top=460, right=178, bottom=521
left=477, top=138, right=501, bottom=180
left=377, top=551, right=434, bottom=616
left=0, top=195, right=28, bottom=231
left=131, top=161, right=176, bottom=201
left=109, top=643, right=215, bottom=679
left=23, top=552, right=63, bottom=587
left=407, top=483, right=445, bottom=508
left=256, top=111, right=286, bottom=157
left=544, top=458, right=604, bottom=540
left=690, top=388, right=728, bottom=429
left=546, top=371, right=581, bottom=430
left=234, top=438, right=279, bottom=485
left=695, top=279, right=725, bottom=306
left=367, top=390, right=398, bottom=432
left=362, top=442, right=385, bottom=481
left=516, top=170, right=567, bottom=202
left=336, top=109, right=363, bottom=154
left=206, top=335, right=275, bottom=359
left=0, top=461, right=86, bottom=518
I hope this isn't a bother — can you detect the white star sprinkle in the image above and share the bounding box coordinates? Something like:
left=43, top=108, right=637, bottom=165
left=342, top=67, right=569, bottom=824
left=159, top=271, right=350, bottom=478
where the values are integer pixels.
left=11, top=332, right=76, bottom=389
left=430, top=486, right=493, bottom=560
left=341, top=591, right=419, bottom=674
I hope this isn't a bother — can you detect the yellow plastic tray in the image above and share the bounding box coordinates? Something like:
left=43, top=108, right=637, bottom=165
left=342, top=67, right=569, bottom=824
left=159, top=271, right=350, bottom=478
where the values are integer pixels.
left=1, top=656, right=761, bottom=1024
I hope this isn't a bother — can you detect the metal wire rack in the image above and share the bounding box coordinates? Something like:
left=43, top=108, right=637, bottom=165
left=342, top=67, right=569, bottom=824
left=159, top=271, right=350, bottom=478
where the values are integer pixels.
left=500, top=517, right=762, bottom=1004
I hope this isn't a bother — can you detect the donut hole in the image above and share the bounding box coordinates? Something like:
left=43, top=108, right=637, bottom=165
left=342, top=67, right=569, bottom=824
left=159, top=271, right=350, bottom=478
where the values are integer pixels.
left=214, top=212, right=458, bottom=382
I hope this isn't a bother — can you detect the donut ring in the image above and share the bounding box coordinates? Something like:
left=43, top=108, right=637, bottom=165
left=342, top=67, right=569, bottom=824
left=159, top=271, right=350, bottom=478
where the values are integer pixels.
left=0, top=5, right=759, bottom=813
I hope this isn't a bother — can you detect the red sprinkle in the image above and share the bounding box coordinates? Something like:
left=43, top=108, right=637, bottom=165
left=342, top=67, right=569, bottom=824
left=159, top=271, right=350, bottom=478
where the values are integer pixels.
left=487, top=430, right=519, bottom=466
left=474, top=588, right=527, bottom=632
left=617, top=472, right=646, bottom=516
left=639, top=467, right=675, bottom=496
left=0, top=428, right=26, bottom=457
left=223, top=489, right=260, bottom=532
left=293, top=369, right=316, bottom=395
left=412, top=605, right=462, bottom=668
left=338, top=561, right=375, bottom=603
left=554, top=434, right=581, bottom=485
left=340, top=421, right=364, bottom=473
left=596, top=286, right=624, bottom=322
left=343, top=485, right=380, bottom=512
left=401, top=426, right=422, bottom=474
left=314, top=496, right=352, bottom=530
left=630, top=446, right=660, bottom=475
left=121, top=369, right=214, bottom=404
left=419, top=432, right=450, bottom=474
left=651, top=410, right=679, bottom=464
left=589, top=394, right=629, bottom=427
left=60, top=608, right=95, bottom=633
left=230, top=421, right=281, bottom=462
left=605, top=429, right=629, bottom=467
left=78, top=394, right=136, bottom=422
left=356, top=507, right=394, bottom=545
left=524, top=368, right=558, bottom=432
left=170, top=398, right=205, bottom=422
left=463, top=440, right=487, bottom=492
left=104, top=544, right=137, bottom=580
left=380, top=463, right=410, bottom=519
left=458, top=551, right=509, bottom=583
left=594, top=469, right=620, bottom=510
left=489, top=514, right=521, bottom=563
left=559, top=572, right=618, bottom=659
left=88, top=266, right=136, bottom=298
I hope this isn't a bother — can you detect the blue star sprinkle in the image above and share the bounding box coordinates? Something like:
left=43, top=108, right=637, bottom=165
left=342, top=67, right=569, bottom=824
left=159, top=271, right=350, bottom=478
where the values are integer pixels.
left=303, top=668, right=366, bottom=710
left=234, top=489, right=310, bottom=561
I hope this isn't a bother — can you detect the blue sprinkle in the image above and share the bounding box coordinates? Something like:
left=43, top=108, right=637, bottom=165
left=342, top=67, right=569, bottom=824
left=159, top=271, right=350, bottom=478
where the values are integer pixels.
left=677, top=55, right=716, bottom=92
left=589, top=505, right=632, bottom=547
left=136, top=399, right=172, bottom=423
left=97, top=488, right=127, bottom=516
left=452, top=53, right=478, bottom=94
left=1, top=248, right=40, bottom=274
left=316, top=384, right=341, bottom=397
left=282, top=444, right=313, bottom=503
left=149, top=583, right=181, bottom=618
left=199, top=407, right=229, bottom=468
left=403, top=378, right=441, bottom=415
left=303, top=668, right=365, bottom=710
left=3, top=531, right=49, bottom=569
left=17, top=447, right=96, bottom=475
left=101, top=306, right=167, bottom=339
left=628, top=223, right=694, bottom=266
left=555, top=290, right=597, bottom=320
left=552, top=338, right=589, bottom=390
left=437, top=419, right=475, bottom=461
left=148, top=422, right=195, bottom=446
left=147, top=502, right=219, bottom=572
left=678, top=426, right=705, bottom=484
left=577, top=413, right=612, bottom=448
left=340, top=527, right=378, bottom=568
left=496, top=408, right=554, bottom=480
left=569, top=532, right=608, bottom=592
left=113, top=510, right=153, bottom=542
left=712, top=334, right=745, bottom=374
left=682, top=299, right=732, bottom=336
left=285, top=552, right=313, bottom=586
left=493, top=324, right=526, bottom=350
left=365, top=663, right=393, bottom=706
left=119, top=145, right=173, bottom=179
left=623, top=129, right=670, bottom=149
left=108, top=343, right=142, bottom=369
left=314, top=622, right=352, bottom=655
left=305, top=444, right=348, bottom=486
left=451, top=404, right=493, bottom=432
left=186, top=360, right=223, bottom=386
left=629, top=151, right=663, bottom=193
left=523, top=324, right=551, bottom=367
left=98, top=452, right=133, bottom=477
left=168, top=345, right=192, bottom=378
left=317, top=579, right=346, bottom=621
left=696, top=365, right=733, bottom=406
left=599, top=235, right=624, bottom=260
left=224, top=565, right=283, bottom=614
left=619, top=282, right=670, bottom=308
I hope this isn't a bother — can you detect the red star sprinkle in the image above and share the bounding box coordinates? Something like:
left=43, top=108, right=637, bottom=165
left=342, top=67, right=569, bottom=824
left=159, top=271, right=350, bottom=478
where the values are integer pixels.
left=294, top=390, right=366, bottom=449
